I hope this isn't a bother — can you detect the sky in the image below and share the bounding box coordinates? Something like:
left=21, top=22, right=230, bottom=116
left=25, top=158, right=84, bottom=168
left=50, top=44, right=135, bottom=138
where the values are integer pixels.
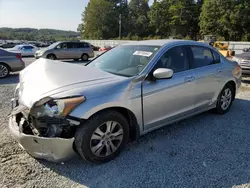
left=0, top=0, right=154, bottom=32
left=0, top=0, right=88, bottom=31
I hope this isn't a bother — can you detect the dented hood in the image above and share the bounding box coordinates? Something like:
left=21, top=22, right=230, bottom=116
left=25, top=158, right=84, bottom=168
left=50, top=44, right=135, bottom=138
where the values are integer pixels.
left=18, top=58, right=117, bottom=108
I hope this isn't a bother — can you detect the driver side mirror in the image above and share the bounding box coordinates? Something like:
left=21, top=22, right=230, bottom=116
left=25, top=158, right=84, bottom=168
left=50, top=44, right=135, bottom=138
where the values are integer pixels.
left=153, top=68, right=173, bottom=79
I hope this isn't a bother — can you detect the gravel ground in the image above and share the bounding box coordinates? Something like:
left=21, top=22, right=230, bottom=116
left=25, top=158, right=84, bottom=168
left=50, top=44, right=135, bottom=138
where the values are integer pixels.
left=0, top=58, right=250, bottom=188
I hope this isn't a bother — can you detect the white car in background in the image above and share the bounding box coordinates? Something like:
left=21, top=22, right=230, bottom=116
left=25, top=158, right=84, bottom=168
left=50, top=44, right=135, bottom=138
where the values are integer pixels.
left=7, top=44, right=39, bottom=57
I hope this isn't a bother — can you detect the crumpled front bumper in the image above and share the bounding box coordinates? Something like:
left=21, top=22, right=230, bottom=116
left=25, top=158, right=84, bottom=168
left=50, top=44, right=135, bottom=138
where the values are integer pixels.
left=9, top=115, right=76, bottom=162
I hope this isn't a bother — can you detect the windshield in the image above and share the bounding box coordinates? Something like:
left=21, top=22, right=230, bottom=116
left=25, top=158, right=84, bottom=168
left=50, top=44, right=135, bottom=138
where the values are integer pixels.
left=13, top=45, right=21, bottom=50
left=48, top=42, right=60, bottom=49
left=87, top=45, right=160, bottom=77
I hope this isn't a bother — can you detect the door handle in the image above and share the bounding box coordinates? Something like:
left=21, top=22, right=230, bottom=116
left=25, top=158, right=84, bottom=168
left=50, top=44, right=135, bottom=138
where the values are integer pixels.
left=217, top=68, right=223, bottom=73
left=185, top=76, right=195, bottom=82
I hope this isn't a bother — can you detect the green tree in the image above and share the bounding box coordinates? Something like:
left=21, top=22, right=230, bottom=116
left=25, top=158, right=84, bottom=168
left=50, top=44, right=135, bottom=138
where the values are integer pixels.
left=149, top=0, right=201, bottom=39
left=149, top=0, right=170, bottom=38
left=82, top=0, right=118, bottom=39
left=199, top=0, right=250, bottom=41
left=128, top=0, right=150, bottom=38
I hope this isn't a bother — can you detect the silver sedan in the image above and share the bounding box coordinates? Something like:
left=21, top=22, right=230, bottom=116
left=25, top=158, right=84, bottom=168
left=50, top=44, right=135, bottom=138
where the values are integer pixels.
left=0, top=48, right=25, bottom=78
left=9, top=40, right=242, bottom=163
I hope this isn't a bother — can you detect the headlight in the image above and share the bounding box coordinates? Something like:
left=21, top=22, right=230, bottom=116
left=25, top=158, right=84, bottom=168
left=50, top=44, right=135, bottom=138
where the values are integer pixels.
left=32, top=96, right=85, bottom=117
left=36, top=51, right=44, bottom=56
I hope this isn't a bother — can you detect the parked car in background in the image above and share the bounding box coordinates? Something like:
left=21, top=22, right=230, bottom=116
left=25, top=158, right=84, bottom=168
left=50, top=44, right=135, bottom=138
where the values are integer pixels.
left=35, top=41, right=94, bottom=61
left=97, top=45, right=113, bottom=56
left=0, top=42, right=17, bottom=49
left=91, top=44, right=100, bottom=51
left=233, top=52, right=250, bottom=75
left=243, top=48, right=250, bottom=52
left=7, top=44, right=39, bottom=57
left=98, top=45, right=112, bottom=53
left=0, top=48, right=25, bottom=78
left=9, top=40, right=241, bottom=164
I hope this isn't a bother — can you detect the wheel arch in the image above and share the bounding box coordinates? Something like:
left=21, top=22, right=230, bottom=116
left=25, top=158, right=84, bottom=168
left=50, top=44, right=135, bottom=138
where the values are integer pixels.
left=84, top=107, right=140, bottom=142
left=0, top=62, right=11, bottom=71
left=81, top=53, right=89, bottom=60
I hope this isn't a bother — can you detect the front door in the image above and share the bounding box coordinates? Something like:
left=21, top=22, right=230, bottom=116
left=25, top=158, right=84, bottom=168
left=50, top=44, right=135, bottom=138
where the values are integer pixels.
left=142, top=46, right=196, bottom=131
left=54, top=42, right=68, bottom=59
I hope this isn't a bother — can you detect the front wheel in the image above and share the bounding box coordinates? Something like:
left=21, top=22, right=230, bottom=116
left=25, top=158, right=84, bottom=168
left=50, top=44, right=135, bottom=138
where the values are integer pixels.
left=74, top=110, right=129, bottom=164
left=215, top=84, right=234, bottom=114
left=46, top=54, right=56, bottom=60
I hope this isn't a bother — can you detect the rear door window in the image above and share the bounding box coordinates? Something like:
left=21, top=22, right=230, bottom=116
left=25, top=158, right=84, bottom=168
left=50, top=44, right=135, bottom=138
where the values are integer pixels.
left=79, top=43, right=90, bottom=48
left=190, top=46, right=215, bottom=68
left=66, top=43, right=74, bottom=49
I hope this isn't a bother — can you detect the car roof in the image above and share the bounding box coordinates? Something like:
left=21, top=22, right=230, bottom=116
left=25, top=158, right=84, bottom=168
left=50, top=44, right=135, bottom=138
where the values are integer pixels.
left=58, top=41, right=87, bottom=43
left=121, top=39, right=210, bottom=48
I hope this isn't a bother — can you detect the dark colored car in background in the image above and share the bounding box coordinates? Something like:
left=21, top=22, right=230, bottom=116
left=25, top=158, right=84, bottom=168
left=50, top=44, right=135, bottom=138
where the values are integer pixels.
left=91, top=45, right=100, bottom=51
left=0, top=43, right=17, bottom=49
left=0, top=48, right=25, bottom=78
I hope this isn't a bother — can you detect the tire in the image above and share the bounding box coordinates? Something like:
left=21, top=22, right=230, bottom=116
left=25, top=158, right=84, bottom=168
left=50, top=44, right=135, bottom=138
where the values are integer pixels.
left=215, top=84, right=234, bottom=114
left=0, top=63, right=10, bottom=78
left=46, top=54, right=56, bottom=60
left=81, top=54, right=89, bottom=61
left=75, top=110, right=129, bottom=164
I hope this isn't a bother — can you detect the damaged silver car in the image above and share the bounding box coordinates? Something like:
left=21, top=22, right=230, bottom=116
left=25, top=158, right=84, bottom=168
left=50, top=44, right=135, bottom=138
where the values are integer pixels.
left=9, top=40, right=242, bottom=164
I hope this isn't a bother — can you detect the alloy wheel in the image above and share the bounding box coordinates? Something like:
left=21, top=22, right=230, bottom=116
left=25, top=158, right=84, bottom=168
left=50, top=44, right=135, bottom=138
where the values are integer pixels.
left=90, top=121, right=124, bottom=157
left=220, top=88, right=232, bottom=110
left=0, top=65, right=8, bottom=78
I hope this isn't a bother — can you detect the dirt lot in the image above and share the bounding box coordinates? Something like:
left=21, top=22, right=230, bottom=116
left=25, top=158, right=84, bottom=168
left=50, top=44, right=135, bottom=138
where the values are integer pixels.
left=0, top=58, right=250, bottom=188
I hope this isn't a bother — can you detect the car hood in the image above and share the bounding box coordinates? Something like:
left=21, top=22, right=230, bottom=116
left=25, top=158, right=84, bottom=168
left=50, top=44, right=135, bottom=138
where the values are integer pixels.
left=18, top=58, right=119, bottom=108
left=36, top=48, right=47, bottom=53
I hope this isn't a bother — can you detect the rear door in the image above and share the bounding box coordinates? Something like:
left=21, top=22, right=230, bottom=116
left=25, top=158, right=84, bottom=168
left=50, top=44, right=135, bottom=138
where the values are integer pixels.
left=189, top=46, right=222, bottom=110
left=64, top=42, right=77, bottom=59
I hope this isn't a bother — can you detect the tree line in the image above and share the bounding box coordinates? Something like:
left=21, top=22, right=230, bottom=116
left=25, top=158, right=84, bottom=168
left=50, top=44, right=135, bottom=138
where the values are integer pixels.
left=79, top=0, right=250, bottom=41
left=0, top=28, right=80, bottom=42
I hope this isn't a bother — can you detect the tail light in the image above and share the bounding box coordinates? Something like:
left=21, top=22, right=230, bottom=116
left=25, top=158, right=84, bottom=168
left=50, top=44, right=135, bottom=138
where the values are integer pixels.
left=16, top=53, right=22, bottom=60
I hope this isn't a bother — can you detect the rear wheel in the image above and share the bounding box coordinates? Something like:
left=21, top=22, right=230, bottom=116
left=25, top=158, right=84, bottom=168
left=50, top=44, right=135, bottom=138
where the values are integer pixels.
left=46, top=54, right=56, bottom=60
left=75, top=110, right=129, bottom=164
left=0, top=63, right=10, bottom=78
left=215, top=84, right=234, bottom=114
left=81, top=54, right=89, bottom=61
